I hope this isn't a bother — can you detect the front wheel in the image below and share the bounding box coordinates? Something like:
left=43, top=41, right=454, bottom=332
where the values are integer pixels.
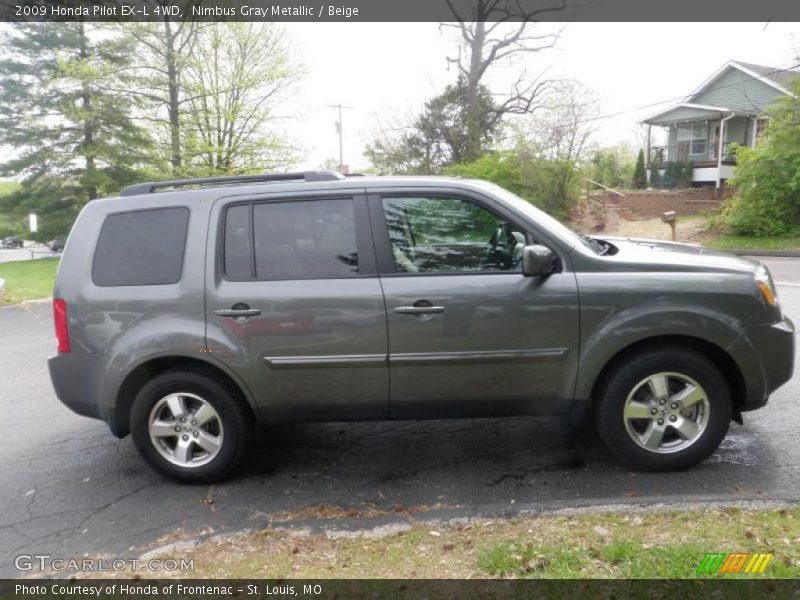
left=594, top=346, right=732, bottom=471
left=130, top=370, right=251, bottom=483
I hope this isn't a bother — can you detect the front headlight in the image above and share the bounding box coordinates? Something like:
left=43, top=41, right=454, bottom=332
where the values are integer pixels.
left=754, top=264, right=780, bottom=309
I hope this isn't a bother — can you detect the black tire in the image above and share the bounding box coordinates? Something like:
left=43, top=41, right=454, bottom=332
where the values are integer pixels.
left=130, top=369, right=252, bottom=484
left=594, top=345, right=732, bottom=471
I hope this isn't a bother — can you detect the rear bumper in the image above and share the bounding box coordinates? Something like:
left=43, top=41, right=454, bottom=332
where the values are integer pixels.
left=732, top=316, right=795, bottom=411
left=48, top=352, right=108, bottom=424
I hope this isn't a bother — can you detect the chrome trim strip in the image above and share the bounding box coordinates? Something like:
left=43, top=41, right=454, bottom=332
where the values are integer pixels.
left=264, top=354, right=387, bottom=369
left=389, top=348, right=568, bottom=366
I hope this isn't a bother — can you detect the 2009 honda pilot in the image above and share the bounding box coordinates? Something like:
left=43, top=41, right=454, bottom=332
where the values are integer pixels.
left=48, top=171, right=795, bottom=483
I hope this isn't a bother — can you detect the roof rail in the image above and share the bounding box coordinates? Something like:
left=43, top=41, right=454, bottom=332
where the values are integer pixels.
left=119, top=170, right=345, bottom=197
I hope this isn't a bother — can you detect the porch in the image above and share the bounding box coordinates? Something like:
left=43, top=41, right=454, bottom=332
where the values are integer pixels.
left=643, top=105, right=762, bottom=186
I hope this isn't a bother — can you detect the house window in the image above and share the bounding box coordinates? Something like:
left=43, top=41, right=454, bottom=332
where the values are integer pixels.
left=677, top=123, right=707, bottom=155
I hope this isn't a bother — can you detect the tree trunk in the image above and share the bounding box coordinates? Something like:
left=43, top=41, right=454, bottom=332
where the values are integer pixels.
left=464, top=21, right=485, bottom=163
left=164, top=20, right=182, bottom=170
left=78, top=22, right=98, bottom=201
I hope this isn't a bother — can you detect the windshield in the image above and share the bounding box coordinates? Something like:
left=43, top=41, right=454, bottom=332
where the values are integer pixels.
left=472, top=181, right=601, bottom=253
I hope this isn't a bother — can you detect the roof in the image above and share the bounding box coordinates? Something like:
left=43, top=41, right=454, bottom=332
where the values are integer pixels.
left=642, top=103, right=754, bottom=126
left=642, top=60, right=797, bottom=125
left=731, top=60, right=799, bottom=90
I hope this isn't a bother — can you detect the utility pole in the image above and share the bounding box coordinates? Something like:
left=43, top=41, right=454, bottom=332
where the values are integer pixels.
left=327, top=103, right=351, bottom=174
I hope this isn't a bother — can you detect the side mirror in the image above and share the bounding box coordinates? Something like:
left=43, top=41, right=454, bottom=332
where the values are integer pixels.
left=522, top=244, right=557, bottom=277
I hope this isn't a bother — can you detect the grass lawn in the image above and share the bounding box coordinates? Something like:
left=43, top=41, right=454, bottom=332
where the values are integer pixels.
left=90, top=505, right=799, bottom=579
left=705, top=234, right=800, bottom=251
left=0, top=259, right=58, bottom=305
left=0, top=181, right=20, bottom=196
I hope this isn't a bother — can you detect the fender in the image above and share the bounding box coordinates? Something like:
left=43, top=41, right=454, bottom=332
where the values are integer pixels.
left=573, top=301, right=747, bottom=401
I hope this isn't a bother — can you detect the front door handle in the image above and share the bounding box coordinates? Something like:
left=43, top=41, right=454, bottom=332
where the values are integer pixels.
left=214, top=306, right=261, bottom=318
left=394, top=306, right=446, bottom=315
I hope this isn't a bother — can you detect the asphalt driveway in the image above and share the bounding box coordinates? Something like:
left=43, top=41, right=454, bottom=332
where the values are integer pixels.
left=1, top=258, right=798, bottom=576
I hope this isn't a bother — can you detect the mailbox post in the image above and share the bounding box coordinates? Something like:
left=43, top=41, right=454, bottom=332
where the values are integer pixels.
left=661, top=211, right=677, bottom=241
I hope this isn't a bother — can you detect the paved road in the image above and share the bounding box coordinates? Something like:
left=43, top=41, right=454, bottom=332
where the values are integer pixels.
left=1, top=259, right=798, bottom=575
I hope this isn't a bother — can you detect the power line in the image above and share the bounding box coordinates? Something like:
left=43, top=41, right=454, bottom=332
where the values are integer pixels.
left=581, top=61, right=800, bottom=125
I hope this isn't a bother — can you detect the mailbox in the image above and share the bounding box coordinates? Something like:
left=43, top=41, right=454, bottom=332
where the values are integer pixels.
left=661, top=211, right=678, bottom=240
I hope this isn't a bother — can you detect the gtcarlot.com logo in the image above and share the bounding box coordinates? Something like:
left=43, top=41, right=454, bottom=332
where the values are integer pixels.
left=696, top=552, right=773, bottom=574
left=15, top=554, right=194, bottom=572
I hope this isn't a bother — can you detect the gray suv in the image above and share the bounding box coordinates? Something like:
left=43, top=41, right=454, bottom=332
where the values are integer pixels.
left=48, top=171, right=795, bottom=483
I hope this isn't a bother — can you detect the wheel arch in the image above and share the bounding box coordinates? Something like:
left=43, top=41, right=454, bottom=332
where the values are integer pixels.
left=112, top=355, right=257, bottom=438
left=587, top=335, right=746, bottom=418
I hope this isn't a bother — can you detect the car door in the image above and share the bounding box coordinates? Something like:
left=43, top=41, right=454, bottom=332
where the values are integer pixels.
left=369, top=188, right=580, bottom=419
left=205, top=190, right=389, bottom=421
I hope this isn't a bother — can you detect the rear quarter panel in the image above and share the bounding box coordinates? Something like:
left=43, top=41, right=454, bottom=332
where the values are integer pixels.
left=53, top=192, right=223, bottom=424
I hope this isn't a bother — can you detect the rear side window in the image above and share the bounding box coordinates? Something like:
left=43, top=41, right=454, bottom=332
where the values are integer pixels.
left=223, top=205, right=252, bottom=279
left=223, top=198, right=359, bottom=280
left=92, top=207, right=190, bottom=286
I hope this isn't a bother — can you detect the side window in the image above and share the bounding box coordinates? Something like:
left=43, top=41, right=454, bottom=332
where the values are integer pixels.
left=223, top=205, right=252, bottom=279
left=240, top=198, right=359, bottom=280
left=381, top=196, right=526, bottom=274
left=93, top=207, right=189, bottom=286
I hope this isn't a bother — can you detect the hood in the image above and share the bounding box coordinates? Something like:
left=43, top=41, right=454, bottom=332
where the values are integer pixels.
left=595, top=236, right=760, bottom=274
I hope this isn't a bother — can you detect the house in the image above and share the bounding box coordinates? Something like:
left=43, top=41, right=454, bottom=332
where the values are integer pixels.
left=642, top=60, right=797, bottom=188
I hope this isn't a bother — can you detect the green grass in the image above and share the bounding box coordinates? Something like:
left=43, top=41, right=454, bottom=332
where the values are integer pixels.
left=0, top=259, right=58, bottom=305
left=477, top=541, right=590, bottom=578
left=0, top=181, right=20, bottom=197
left=475, top=508, right=800, bottom=579
left=90, top=505, right=800, bottom=579
left=705, top=233, right=800, bottom=251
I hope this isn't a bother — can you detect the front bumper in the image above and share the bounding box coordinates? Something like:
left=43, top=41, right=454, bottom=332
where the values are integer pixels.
left=731, top=316, right=795, bottom=411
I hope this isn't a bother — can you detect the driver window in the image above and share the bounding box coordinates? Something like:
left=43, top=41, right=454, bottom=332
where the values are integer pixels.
left=381, top=196, right=526, bottom=274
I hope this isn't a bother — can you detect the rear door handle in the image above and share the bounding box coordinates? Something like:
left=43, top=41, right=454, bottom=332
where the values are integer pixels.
left=393, top=306, right=446, bottom=315
left=214, top=307, right=261, bottom=318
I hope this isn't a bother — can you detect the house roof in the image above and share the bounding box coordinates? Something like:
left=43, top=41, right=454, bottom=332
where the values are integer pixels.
left=729, top=61, right=798, bottom=91
left=690, top=60, right=797, bottom=97
left=642, top=60, right=798, bottom=125
left=642, top=103, right=752, bottom=127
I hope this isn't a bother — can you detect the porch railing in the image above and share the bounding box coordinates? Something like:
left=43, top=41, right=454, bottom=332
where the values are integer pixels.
left=649, top=146, right=667, bottom=165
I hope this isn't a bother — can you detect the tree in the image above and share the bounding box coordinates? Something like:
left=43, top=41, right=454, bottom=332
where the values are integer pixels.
left=517, top=81, right=597, bottom=210
left=0, top=23, right=152, bottom=238
left=449, top=81, right=598, bottom=219
left=365, top=77, right=501, bottom=174
left=181, top=23, right=300, bottom=174
left=632, top=148, right=647, bottom=189
left=722, top=76, right=800, bottom=236
left=125, top=14, right=206, bottom=172
left=590, top=143, right=636, bottom=190
left=441, top=0, right=562, bottom=161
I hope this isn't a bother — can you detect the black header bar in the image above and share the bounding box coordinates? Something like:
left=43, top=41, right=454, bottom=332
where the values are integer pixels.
left=2, top=0, right=800, bottom=23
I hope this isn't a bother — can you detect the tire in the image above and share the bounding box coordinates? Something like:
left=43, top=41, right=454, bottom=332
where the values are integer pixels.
left=594, top=345, right=732, bottom=471
left=130, top=369, right=252, bottom=483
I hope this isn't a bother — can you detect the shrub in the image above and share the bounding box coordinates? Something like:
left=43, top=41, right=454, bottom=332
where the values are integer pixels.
left=720, top=82, right=800, bottom=235
left=448, top=151, right=580, bottom=220
left=632, top=149, right=647, bottom=189
left=649, top=165, right=660, bottom=188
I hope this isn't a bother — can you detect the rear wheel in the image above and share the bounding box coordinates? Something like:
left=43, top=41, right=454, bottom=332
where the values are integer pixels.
left=130, top=370, right=251, bottom=483
left=594, top=346, right=732, bottom=471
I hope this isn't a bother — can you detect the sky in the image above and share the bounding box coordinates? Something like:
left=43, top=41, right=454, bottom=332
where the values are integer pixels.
left=284, top=21, right=799, bottom=170
left=0, top=21, right=797, bottom=176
